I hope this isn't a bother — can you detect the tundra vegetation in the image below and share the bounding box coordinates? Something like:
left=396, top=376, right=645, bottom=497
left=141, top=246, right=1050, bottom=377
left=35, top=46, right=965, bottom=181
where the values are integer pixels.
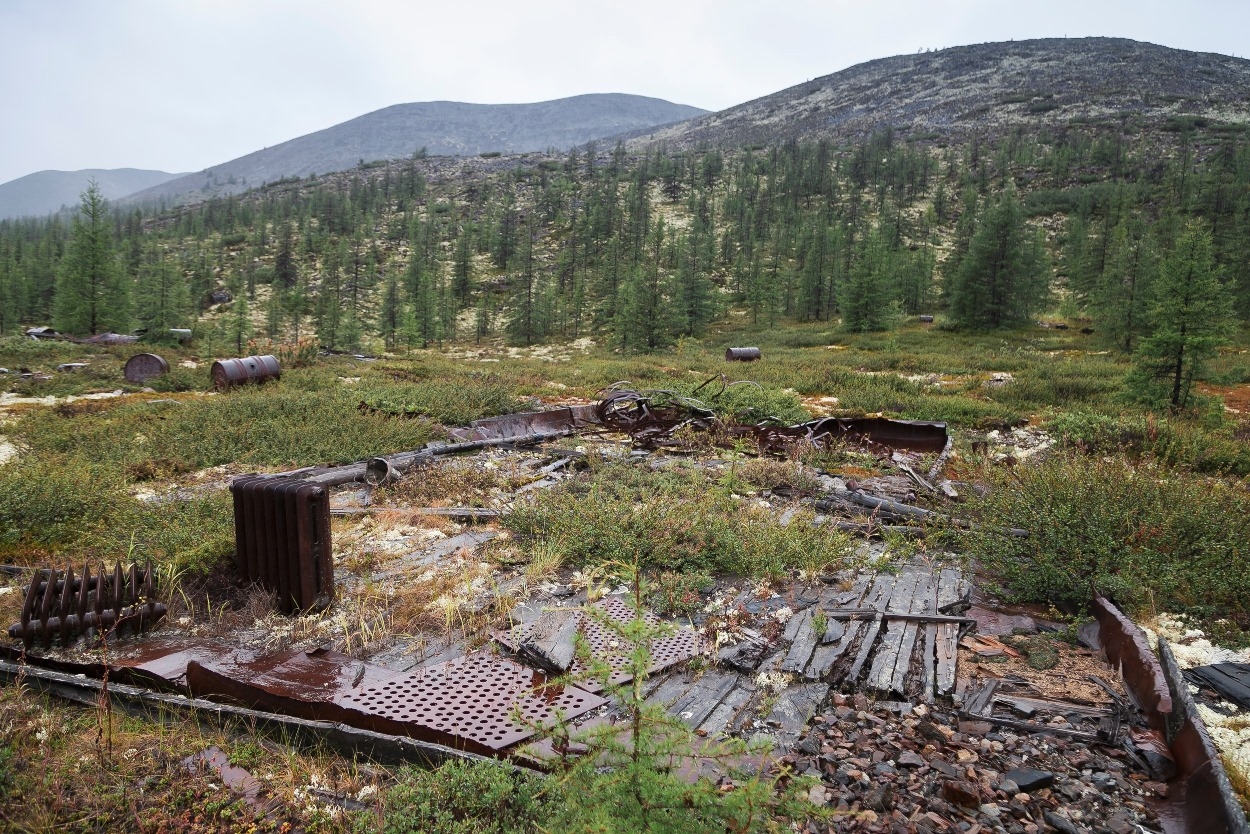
left=1, top=116, right=1249, bottom=830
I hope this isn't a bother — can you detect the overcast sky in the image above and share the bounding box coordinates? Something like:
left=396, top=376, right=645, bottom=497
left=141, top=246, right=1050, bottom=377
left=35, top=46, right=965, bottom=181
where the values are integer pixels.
left=1, top=0, right=1247, bottom=185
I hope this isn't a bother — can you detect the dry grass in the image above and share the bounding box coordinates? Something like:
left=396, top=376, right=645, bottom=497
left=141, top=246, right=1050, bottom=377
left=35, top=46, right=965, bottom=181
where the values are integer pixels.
left=0, top=679, right=381, bottom=833
left=374, top=458, right=520, bottom=508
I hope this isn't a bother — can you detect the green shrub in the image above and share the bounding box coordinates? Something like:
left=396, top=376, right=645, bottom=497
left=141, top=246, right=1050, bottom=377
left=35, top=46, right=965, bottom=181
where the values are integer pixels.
left=0, top=455, right=127, bottom=552
left=505, top=461, right=856, bottom=578
left=966, top=453, right=1250, bottom=619
left=356, top=377, right=521, bottom=426
left=12, top=383, right=439, bottom=470
left=1049, top=410, right=1250, bottom=476
left=384, top=759, right=557, bottom=834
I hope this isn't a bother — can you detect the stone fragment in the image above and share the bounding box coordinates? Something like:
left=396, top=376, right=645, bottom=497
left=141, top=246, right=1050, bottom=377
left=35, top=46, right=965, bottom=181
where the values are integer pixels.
left=1043, top=811, right=1082, bottom=834
left=897, top=750, right=926, bottom=768
left=1002, top=768, right=1054, bottom=792
left=941, top=779, right=982, bottom=809
left=1105, top=811, right=1135, bottom=834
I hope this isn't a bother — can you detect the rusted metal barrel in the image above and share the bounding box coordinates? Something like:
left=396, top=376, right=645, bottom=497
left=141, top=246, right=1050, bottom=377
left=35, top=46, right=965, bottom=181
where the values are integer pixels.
left=124, top=353, right=169, bottom=383
left=725, top=347, right=761, bottom=362
left=211, top=355, right=281, bottom=389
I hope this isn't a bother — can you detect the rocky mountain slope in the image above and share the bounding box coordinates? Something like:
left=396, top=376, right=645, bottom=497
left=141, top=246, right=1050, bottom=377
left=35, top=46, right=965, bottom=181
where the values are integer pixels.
left=0, top=168, right=186, bottom=220
left=124, top=93, right=705, bottom=207
left=632, top=38, right=1250, bottom=149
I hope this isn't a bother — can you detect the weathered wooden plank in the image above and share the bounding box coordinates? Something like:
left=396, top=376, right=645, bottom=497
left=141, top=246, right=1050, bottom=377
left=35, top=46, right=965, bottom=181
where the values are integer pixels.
left=888, top=569, right=936, bottom=694
left=821, top=572, right=888, bottom=684
left=644, top=672, right=694, bottom=705
left=867, top=567, right=923, bottom=692
left=846, top=573, right=899, bottom=684
left=935, top=566, right=970, bottom=612
left=756, top=682, right=829, bottom=752
left=781, top=609, right=819, bottom=674
left=921, top=623, right=938, bottom=703
left=782, top=606, right=811, bottom=643
left=935, top=623, right=960, bottom=696
left=964, top=679, right=999, bottom=716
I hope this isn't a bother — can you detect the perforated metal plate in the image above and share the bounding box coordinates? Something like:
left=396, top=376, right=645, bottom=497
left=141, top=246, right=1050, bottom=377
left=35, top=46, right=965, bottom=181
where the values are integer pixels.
left=335, top=651, right=606, bottom=751
left=509, top=595, right=701, bottom=687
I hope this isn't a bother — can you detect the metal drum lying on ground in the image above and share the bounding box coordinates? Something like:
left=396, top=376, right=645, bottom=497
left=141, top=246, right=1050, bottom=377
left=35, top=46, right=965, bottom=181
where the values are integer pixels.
left=211, top=355, right=281, bottom=389
left=124, top=353, right=169, bottom=383
left=725, top=347, right=761, bottom=362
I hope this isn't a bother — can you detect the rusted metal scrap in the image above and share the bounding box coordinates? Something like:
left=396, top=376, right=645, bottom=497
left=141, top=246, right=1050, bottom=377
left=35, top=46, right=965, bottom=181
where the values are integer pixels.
left=211, top=354, right=281, bottom=389
left=230, top=475, right=334, bottom=613
left=595, top=387, right=947, bottom=454
left=724, top=347, right=762, bottom=362
left=498, top=595, right=701, bottom=689
left=1092, top=596, right=1249, bottom=834
left=184, top=647, right=607, bottom=756
left=7, top=561, right=164, bottom=646
left=449, top=404, right=601, bottom=443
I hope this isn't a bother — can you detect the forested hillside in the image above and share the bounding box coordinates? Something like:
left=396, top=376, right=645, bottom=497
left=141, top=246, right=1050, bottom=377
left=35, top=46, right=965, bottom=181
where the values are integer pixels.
left=2, top=114, right=1248, bottom=404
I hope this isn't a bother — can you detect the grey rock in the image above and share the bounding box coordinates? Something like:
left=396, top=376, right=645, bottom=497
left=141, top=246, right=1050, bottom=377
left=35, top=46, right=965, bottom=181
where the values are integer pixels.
left=1002, top=767, right=1054, bottom=792
left=1043, top=811, right=1082, bottom=834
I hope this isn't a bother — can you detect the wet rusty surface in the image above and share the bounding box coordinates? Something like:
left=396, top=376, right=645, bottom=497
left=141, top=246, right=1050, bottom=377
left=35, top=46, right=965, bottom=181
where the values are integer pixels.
left=1157, top=638, right=1250, bottom=834
left=1093, top=597, right=1248, bottom=834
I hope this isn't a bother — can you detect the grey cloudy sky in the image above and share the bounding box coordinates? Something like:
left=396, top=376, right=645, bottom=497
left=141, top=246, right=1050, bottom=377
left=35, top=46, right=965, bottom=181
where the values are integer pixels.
left=1, top=0, right=1247, bottom=185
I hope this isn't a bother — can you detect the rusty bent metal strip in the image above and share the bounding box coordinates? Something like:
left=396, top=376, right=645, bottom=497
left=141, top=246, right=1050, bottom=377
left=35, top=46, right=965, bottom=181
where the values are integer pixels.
left=595, top=389, right=947, bottom=454
left=185, top=647, right=606, bottom=756
left=448, top=404, right=601, bottom=443
left=1093, top=595, right=1249, bottom=834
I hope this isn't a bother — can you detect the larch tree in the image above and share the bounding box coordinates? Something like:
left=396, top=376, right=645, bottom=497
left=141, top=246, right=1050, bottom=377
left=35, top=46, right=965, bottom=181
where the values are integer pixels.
left=53, top=182, right=131, bottom=335
left=947, top=189, right=1048, bottom=329
left=1127, top=222, right=1234, bottom=409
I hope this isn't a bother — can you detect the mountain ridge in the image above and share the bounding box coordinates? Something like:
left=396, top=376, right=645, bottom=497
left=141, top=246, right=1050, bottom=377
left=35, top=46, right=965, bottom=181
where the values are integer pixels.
left=0, top=168, right=187, bottom=221
left=630, top=37, right=1250, bottom=149
left=123, top=93, right=706, bottom=208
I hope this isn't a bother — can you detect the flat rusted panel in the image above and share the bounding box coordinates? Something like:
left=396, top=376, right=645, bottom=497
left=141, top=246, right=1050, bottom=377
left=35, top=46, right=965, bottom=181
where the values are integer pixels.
left=337, top=651, right=606, bottom=753
left=450, top=405, right=601, bottom=442
left=185, top=648, right=605, bottom=756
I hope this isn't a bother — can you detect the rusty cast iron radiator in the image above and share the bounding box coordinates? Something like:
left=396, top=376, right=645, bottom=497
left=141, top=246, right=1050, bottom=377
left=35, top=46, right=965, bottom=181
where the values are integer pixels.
left=8, top=561, right=165, bottom=646
left=230, top=476, right=334, bottom=613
